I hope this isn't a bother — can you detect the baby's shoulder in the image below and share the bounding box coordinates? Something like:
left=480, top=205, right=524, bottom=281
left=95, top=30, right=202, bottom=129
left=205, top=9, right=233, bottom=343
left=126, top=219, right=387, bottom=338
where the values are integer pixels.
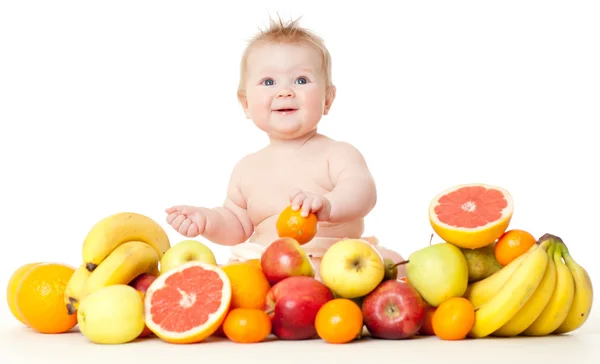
left=322, top=139, right=366, bottom=161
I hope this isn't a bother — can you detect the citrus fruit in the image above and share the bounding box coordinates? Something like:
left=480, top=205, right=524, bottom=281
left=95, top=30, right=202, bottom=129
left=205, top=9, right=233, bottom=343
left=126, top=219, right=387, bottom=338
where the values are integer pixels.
left=222, top=262, right=270, bottom=310
left=222, top=308, right=272, bottom=343
left=494, top=229, right=537, bottom=266
left=431, top=297, right=475, bottom=340
left=428, top=183, right=514, bottom=249
left=136, top=290, right=153, bottom=338
left=315, top=298, right=363, bottom=344
left=6, top=262, right=42, bottom=325
left=144, top=261, right=232, bottom=344
left=276, top=205, right=318, bottom=245
left=15, top=262, right=78, bottom=333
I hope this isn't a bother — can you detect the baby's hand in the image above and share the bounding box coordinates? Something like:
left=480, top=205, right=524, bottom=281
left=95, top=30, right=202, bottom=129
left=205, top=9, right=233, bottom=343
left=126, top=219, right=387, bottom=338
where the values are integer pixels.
left=165, top=205, right=207, bottom=237
left=289, top=189, right=332, bottom=221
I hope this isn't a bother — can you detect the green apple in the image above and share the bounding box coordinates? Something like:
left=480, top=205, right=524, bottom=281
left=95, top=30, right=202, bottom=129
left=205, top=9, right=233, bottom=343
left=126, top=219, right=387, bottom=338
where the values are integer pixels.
left=160, top=239, right=217, bottom=275
left=77, top=284, right=145, bottom=344
left=319, top=238, right=385, bottom=298
left=405, top=242, right=469, bottom=307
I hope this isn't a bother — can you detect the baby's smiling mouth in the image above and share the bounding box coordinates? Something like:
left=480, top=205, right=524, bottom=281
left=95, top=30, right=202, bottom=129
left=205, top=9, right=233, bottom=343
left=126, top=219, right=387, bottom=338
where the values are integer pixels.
left=273, top=108, right=298, bottom=114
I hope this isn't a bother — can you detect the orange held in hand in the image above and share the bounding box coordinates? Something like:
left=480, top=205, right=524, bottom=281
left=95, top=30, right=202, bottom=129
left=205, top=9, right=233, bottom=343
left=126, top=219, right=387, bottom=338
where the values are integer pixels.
left=494, top=229, right=537, bottom=266
left=12, top=262, right=79, bottom=334
left=315, top=298, right=364, bottom=344
left=431, top=297, right=475, bottom=340
left=276, top=205, right=318, bottom=245
left=222, top=308, right=272, bottom=343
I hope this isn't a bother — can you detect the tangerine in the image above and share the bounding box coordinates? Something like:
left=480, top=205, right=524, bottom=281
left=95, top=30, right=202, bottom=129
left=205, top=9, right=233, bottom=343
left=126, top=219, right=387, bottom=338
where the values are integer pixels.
left=315, top=298, right=363, bottom=344
left=222, top=308, right=272, bottom=343
left=6, top=262, right=42, bottom=325
left=276, top=205, right=318, bottom=245
left=222, top=262, right=271, bottom=310
left=494, top=229, right=537, bottom=266
left=15, top=262, right=78, bottom=334
left=431, top=297, right=475, bottom=340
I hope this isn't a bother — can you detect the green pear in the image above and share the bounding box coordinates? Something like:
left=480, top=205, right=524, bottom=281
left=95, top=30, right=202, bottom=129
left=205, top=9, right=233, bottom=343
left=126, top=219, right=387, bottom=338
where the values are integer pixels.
left=405, top=242, right=469, bottom=307
left=460, top=244, right=502, bottom=283
left=382, top=258, right=409, bottom=281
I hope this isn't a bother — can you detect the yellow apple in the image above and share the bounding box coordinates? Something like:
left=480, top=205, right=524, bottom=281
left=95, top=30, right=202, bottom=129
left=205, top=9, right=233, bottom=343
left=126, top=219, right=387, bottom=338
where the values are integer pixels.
left=77, top=284, right=145, bottom=344
left=319, top=239, right=385, bottom=298
left=160, top=239, right=217, bottom=274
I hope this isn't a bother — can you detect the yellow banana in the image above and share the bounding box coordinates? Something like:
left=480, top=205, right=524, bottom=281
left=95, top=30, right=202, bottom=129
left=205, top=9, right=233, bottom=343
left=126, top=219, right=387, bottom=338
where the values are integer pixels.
left=63, top=264, right=92, bottom=315
left=463, top=248, right=530, bottom=309
left=81, top=212, right=171, bottom=271
left=522, top=238, right=575, bottom=336
left=492, top=241, right=557, bottom=337
left=79, top=241, right=160, bottom=305
left=553, top=241, right=594, bottom=334
left=468, top=241, right=550, bottom=338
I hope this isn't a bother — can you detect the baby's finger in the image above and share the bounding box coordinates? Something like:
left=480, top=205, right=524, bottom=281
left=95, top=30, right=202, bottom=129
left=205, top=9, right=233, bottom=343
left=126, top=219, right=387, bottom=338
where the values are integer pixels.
left=291, top=192, right=306, bottom=211
left=165, top=206, right=179, bottom=214
left=178, top=218, right=192, bottom=236
left=186, top=223, right=199, bottom=237
left=301, top=197, right=314, bottom=217
left=166, top=212, right=180, bottom=224
left=289, top=189, right=303, bottom=202
left=311, top=197, right=323, bottom=212
left=180, top=206, right=197, bottom=215
left=171, top=214, right=186, bottom=230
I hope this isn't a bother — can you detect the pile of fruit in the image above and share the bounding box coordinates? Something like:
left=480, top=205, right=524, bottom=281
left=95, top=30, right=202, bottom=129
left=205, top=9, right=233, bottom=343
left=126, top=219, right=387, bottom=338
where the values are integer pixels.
left=5, top=183, right=594, bottom=345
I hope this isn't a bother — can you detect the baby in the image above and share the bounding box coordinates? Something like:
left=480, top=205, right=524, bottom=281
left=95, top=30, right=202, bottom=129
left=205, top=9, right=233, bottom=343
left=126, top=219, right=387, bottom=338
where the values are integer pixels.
left=165, top=17, right=407, bottom=279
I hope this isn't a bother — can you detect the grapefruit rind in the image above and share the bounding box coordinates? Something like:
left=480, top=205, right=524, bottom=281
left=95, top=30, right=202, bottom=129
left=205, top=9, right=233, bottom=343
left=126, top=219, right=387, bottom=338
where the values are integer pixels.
left=428, top=183, right=514, bottom=249
left=144, top=261, right=232, bottom=344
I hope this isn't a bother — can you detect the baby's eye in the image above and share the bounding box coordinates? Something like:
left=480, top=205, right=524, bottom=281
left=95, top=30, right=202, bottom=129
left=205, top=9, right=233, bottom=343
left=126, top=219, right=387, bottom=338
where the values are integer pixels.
left=295, top=77, right=308, bottom=85
left=262, top=78, right=274, bottom=86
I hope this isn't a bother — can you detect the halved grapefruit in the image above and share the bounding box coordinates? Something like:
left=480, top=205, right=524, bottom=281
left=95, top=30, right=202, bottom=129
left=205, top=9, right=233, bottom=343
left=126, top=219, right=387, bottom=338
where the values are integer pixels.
left=144, top=261, right=232, bottom=344
left=428, top=183, right=514, bottom=249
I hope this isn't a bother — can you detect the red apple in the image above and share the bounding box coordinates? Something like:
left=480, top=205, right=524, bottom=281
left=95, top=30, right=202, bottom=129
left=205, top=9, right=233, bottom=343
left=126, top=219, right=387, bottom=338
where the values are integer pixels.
left=265, top=276, right=334, bottom=340
left=129, top=273, right=156, bottom=293
left=261, top=237, right=315, bottom=285
left=129, top=273, right=157, bottom=338
left=361, top=280, right=426, bottom=339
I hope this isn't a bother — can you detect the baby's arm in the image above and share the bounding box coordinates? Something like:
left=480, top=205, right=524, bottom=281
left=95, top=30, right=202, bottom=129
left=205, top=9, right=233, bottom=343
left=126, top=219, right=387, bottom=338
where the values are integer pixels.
left=202, top=159, right=254, bottom=246
left=166, top=158, right=254, bottom=246
left=323, top=141, right=377, bottom=223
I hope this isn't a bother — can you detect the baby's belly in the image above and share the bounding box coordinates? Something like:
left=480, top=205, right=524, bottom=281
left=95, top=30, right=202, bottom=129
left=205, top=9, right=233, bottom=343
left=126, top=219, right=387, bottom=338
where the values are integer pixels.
left=247, top=215, right=367, bottom=257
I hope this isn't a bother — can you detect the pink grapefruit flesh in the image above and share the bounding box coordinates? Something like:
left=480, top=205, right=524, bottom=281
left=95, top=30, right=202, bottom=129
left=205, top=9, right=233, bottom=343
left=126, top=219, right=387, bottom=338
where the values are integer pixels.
left=429, top=183, right=513, bottom=249
left=144, top=261, right=231, bottom=344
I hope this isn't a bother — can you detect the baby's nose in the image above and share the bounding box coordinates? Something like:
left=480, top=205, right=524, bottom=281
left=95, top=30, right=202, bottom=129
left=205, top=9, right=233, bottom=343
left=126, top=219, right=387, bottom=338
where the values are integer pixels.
left=277, top=87, right=295, bottom=98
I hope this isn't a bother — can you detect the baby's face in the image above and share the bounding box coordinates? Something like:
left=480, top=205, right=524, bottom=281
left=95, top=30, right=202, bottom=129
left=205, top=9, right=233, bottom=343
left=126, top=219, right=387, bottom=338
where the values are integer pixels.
left=240, top=42, right=333, bottom=140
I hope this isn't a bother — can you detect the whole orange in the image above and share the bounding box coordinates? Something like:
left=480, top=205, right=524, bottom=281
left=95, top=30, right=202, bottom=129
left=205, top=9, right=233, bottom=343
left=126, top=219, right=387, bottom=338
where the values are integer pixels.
left=276, top=205, right=318, bottom=245
left=6, top=262, right=43, bottom=325
left=431, top=297, right=475, bottom=340
left=15, top=262, right=78, bottom=334
left=222, top=262, right=271, bottom=310
left=315, top=298, right=363, bottom=344
left=222, top=308, right=272, bottom=343
left=494, top=229, right=537, bottom=266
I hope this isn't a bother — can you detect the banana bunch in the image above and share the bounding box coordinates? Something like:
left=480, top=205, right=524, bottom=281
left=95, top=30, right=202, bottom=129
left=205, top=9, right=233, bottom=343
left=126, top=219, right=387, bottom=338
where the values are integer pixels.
left=64, top=212, right=171, bottom=314
left=464, top=233, right=593, bottom=338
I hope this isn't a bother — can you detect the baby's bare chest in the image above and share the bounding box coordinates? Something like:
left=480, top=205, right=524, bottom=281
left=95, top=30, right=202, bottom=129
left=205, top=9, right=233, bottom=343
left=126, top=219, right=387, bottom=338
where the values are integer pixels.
left=241, top=154, right=333, bottom=225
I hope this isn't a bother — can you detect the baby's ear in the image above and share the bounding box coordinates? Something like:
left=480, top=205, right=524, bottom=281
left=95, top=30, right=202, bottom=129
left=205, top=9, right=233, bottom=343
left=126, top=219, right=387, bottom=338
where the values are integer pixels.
left=237, top=90, right=251, bottom=119
left=323, top=85, right=336, bottom=115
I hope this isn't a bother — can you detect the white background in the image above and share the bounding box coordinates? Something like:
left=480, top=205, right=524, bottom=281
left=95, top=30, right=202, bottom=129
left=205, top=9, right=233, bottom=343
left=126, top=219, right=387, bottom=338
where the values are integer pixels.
left=1, top=0, right=599, bottom=335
